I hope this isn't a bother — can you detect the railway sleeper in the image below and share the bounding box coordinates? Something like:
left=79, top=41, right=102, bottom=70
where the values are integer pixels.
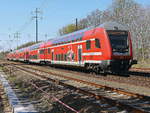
left=5, top=64, right=150, bottom=113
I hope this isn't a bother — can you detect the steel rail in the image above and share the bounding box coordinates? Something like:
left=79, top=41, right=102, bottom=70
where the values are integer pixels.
left=7, top=64, right=150, bottom=113
left=131, top=68, right=150, bottom=71
left=28, top=80, right=79, bottom=113
left=2, top=64, right=79, bottom=113
left=18, top=64, right=146, bottom=98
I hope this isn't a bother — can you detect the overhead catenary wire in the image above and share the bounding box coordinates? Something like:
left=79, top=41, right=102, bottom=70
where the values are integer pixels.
left=17, top=18, right=33, bottom=33
left=12, top=0, right=50, bottom=49
left=16, top=0, right=49, bottom=34
left=39, top=0, right=49, bottom=11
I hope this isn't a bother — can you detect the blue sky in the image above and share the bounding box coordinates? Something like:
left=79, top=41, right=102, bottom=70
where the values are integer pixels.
left=0, top=0, right=149, bottom=51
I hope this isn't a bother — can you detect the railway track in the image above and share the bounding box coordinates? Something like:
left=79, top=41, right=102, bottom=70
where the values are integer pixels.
left=2, top=62, right=150, bottom=113
left=2, top=61, right=150, bottom=86
left=0, top=62, right=129, bottom=112
left=131, top=67, right=150, bottom=72
left=1, top=61, right=150, bottom=94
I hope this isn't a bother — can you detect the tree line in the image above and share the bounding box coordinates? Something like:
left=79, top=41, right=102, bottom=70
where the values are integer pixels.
left=58, top=0, right=150, bottom=62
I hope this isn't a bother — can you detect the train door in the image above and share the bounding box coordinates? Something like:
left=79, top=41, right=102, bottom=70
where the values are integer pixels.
left=78, top=45, right=82, bottom=64
left=47, top=48, right=51, bottom=61
left=52, top=49, right=54, bottom=61
left=44, top=48, right=50, bottom=62
left=44, top=49, right=47, bottom=62
left=26, top=52, right=29, bottom=61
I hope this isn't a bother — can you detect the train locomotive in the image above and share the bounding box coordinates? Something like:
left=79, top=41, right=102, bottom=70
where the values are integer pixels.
left=7, top=21, right=137, bottom=73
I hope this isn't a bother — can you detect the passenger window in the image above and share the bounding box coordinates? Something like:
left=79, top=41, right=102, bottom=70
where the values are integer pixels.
left=57, top=54, right=59, bottom=60
left=59, top=54, right=61, bottom=61
left=95, top=39, right=100, bottom=48
left=40, top=49, right=44, bottom=54
left=44, top=49, right=46, bottom=54
left=65, top=54, right=67, bottom=61
left=86, top=40, right=91, bottom=50
left=61, top=54, right=63, bottom=61
left=48, top=48, right=50, bottom=53
left=56, top=55, right=57, bottom=60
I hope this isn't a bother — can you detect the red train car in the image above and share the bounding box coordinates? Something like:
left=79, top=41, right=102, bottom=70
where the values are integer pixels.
left=7, top=22, right=137, bottom=73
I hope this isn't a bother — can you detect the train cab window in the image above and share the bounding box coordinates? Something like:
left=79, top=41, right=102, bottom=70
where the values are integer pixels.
left=95, top=39, right=100, bottom=48
left=86, top=40, right=91, bottom=50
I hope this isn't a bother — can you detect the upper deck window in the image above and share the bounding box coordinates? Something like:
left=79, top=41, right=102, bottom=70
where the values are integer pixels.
left=86, top=40, right=91, bottom=50
left=95, top=39, right=100, bottom=48
left=48, top=48, right=50, bottom=54
left=40, top=49, right=44, bottom=54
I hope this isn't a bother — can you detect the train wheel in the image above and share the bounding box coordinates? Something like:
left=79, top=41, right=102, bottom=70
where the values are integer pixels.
left=40, top=61, right=46, bottom=65
left=94, top=66, right=100, bottom=75
left=94, top=66, right=107, bottom=75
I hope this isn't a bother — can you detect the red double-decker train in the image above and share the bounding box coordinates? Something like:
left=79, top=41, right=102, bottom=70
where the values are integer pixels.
left=7, top=22, right=137, bottom=73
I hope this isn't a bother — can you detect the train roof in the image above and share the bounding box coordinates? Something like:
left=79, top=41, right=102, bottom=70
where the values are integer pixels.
left=47, top=27, right=89, bottom=45
left=10, top=21, right=128, bottom=53
left=18, top=48, right=25, bottom=52
left=50, top=32, right=84, bottom=45
left=99, top=21, right=128, bottom=31
left=29, top=42, right=44, bottom=50
left=48, top=28, right=89, bottom=43
left=47, top=21, right=128, bottom=45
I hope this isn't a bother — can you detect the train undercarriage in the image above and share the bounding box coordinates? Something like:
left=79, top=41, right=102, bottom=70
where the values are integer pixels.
left=85, top=59, right=137, bottom=74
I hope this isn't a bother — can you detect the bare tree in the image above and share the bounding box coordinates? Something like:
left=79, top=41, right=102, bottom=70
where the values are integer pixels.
left=58, top=0, right=150, bottom=62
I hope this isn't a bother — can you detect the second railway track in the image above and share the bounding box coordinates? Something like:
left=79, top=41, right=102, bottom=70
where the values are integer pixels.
left=2, top=61, right=150, bottom=87
left=2, top=62, right=150, bottom=113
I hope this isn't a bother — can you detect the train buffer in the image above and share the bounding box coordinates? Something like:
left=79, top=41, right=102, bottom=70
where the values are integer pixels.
left=0, top=72, right=38, bottom=113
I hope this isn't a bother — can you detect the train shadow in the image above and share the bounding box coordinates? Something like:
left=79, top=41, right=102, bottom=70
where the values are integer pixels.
left=102, top=71, right=150, bottom=77
left=49, top=64, right=150, bottom=77
left=105, top=71, right=150, bottom=77
left=10, top=61, right=150, bottom=78
left=127, top=71, right=150, bottom=77
left=104, top=72, right=130, bottom=77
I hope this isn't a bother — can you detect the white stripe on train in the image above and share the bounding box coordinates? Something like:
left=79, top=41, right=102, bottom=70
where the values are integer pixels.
left=27, top=59, right=103, bottom=67
left=82, top=52, right=102, bottom=56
